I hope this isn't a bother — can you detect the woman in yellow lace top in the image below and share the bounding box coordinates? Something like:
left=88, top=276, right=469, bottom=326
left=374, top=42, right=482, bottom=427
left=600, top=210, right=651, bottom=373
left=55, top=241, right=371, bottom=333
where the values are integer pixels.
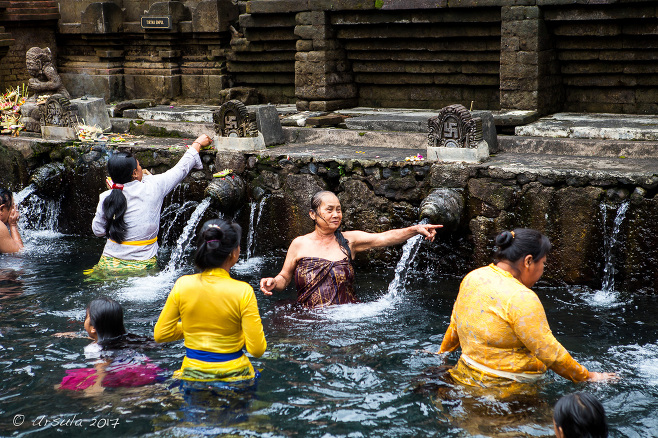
left=438, top=228, right=617, bottom=387
left=154, top=219, right=266, bottom=382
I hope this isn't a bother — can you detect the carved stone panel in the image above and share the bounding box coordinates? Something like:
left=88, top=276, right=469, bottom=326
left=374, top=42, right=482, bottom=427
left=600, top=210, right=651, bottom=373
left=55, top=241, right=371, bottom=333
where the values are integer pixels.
left=428, top=104, right=483, bottom=149
left=39, top=95, right=78, bottom=128
left=213, top=100, right=257, bottom=138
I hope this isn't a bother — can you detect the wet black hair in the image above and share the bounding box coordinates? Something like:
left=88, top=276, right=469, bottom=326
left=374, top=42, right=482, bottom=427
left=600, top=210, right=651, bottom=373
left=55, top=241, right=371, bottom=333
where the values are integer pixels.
left=310, top=191, right=352, bottom=261
left=0, top=187, right=12, bottom=210
left=103, top=152, right=137, bottom=243
left=194, top=219, right=242, bottom=270
left=494, top=228, right=551, bottom=263
left=86, top=297, right=127, bottom=345
left=553, top=393, right=608, bottom=438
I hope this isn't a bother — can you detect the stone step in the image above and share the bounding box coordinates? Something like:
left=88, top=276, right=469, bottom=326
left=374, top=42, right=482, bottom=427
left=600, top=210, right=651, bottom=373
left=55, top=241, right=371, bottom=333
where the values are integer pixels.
left=498, top=136, right=658, bottom=160
left=515, top=112, right=658, bottom=141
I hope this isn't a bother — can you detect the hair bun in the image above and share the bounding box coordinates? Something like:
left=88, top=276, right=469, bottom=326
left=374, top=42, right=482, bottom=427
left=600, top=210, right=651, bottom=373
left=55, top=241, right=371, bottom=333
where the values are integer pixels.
left=495, top=230, right=514, bottom=248
left=203, top=225, right=224, bottom=244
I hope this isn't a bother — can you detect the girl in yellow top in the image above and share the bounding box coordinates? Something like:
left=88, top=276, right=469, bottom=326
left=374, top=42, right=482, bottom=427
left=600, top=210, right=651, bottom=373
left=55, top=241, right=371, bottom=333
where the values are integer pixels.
left=154, top=219, right=266, bottom=382
left=438, top=228, right=617, bottom=387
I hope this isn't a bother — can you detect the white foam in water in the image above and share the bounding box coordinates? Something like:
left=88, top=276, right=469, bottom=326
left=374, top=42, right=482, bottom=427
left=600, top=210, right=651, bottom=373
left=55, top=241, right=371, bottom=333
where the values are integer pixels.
left=115, top=269, right=179, bottom=302
left=233, top=256, right=265, bottom=275
left=609, top=343, right=658, bottom=386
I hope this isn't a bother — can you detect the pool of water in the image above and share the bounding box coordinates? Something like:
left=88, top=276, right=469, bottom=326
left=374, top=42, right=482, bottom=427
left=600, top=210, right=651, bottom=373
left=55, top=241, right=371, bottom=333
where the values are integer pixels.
left=1, top=229, right=657, bottom=437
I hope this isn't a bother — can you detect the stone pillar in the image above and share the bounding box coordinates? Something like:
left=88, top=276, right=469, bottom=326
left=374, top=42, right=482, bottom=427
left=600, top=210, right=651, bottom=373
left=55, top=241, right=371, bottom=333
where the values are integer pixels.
left=294, top=11, right=357, bottom=111
left=500, top=6, right=562, bottom=114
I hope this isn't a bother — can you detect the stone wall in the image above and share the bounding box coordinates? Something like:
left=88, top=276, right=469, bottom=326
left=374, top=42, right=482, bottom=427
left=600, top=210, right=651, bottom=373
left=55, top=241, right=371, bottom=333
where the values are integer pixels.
left=39, top=0, right=658, bottom=114
left=0, top=1, right=59, bottom=91
left=3, top=138, right=657, bottom=291
left=56, top=0, right=237, bottom=103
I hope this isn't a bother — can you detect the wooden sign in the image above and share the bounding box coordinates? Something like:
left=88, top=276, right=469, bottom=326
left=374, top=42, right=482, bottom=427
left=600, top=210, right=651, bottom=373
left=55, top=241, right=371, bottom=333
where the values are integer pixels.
left=140, top=16, right=172, bottom=29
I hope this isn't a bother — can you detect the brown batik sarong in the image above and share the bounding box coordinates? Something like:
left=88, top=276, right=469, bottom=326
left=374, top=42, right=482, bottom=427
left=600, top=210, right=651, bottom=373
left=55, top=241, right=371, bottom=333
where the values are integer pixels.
left=294, top=257, right=356, bottom=308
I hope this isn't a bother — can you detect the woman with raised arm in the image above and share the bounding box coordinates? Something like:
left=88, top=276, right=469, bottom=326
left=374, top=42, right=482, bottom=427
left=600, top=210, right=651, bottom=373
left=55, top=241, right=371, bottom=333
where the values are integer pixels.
left=437, top=228, right=618, bottom=386
left=260, top=190, right=442, bottom=308
left=0, top=188, right=23, bottom=254
left=88, top=135, right=212, bottom=274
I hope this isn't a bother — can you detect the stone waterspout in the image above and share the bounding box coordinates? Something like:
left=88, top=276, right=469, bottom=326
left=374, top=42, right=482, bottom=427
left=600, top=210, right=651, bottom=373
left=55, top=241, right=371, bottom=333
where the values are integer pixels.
left=203, top=174, right=247, bottom=213
left=29, top=162, right=66, bottom=199
left=419, top=188, right=464, bottom=231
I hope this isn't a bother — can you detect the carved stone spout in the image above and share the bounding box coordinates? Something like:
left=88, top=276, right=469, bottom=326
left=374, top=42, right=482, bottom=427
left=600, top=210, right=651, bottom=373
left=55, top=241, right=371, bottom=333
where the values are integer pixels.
left=30, top=162, right=66, bottom=199
left=419, top=188, right=464, bottom=231
left=204, top=174, right=246, bottom=213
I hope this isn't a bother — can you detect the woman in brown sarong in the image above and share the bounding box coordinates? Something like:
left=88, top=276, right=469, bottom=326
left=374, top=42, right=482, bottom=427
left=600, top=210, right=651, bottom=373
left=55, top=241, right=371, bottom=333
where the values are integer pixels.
left=260, top=191, right=442, bottom=308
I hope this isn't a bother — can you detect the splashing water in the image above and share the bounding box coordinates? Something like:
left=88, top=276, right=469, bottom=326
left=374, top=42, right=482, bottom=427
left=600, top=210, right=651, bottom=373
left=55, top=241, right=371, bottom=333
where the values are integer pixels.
left=323, top=219, right=428, bottom=321
left=164, top=197, right=212, bottom=272
left=13, top=184, right=36, bottom=205
left=17, top=191, right=61, bottom=235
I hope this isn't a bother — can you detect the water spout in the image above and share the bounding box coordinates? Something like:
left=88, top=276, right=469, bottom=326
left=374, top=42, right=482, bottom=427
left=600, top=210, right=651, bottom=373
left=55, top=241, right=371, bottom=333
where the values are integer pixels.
left=204, top=175, right=246, bottom=213
left=29, top=163, right=66, bottom=199
left=14, top=184, right=36, bottom=205
left=386, top=218, right=429, bottom=298
left=601, top=200, right=630, bottom=294
left=419, top=188, right=463, bottom=231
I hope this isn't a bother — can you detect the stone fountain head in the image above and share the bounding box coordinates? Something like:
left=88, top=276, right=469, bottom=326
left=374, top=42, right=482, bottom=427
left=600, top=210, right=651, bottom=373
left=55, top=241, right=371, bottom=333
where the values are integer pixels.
left=419, top=188, right=464, bottom=231
left=29, top=162, right=66, bottom=199
left=204, top=173, right=246, bottom=213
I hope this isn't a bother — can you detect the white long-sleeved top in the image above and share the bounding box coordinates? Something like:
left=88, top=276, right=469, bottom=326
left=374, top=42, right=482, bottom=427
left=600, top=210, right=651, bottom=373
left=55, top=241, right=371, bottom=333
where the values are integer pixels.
left=92, top=148, right=202, bottom=261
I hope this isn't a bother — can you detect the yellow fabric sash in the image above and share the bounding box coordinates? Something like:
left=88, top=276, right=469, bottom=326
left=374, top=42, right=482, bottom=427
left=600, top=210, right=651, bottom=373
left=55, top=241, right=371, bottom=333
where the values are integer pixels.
left=109, top=237, right=157, bottom=246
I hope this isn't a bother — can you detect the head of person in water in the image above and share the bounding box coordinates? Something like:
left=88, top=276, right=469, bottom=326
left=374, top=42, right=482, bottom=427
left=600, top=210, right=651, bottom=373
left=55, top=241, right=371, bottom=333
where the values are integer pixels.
left=494, top=228, right=551, bottom=288
left=102, top=152, right=144, bottom=243
left=194, top=219, right=242, bottom=271
left=309, top=190, right=352, bottom=260
left=0, top=188, right=13, bottom=224
left=553, top=392, right=608, bottom=438
left=85, top=297, right=127, bottom=344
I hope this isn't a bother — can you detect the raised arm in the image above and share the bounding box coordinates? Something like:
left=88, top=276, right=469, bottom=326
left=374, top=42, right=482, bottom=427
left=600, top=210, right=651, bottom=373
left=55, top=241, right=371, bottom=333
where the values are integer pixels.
left=259, top=237, right=302, bottom=295
left=345, top=223, right=442, bottom=254
left=149, top=134, right=210, bottom=197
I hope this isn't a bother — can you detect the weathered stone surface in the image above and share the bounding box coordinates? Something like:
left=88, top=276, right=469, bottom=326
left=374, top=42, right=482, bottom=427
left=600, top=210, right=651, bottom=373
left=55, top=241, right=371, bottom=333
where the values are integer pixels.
left=339, top=179, right=389, bottom=233
left=253, top=104, right=285, bottom=146
left=468, top=178, right=519, bottom=217
left=81, top=2, right=123, bottom=34
left=215, top=151, right=247, bottom=174
left=308, top=99, right=358, bottom=111
left=624, top=195, right=658, bottom=292
left=549, top=186, right=604, bottom=284
left=71, top=97, right=112, bottom=131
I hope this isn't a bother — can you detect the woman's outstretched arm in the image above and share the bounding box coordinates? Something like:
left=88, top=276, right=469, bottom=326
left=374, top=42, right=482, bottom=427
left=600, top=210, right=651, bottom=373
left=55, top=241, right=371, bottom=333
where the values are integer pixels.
left=344, top=223, right=442, bottom=254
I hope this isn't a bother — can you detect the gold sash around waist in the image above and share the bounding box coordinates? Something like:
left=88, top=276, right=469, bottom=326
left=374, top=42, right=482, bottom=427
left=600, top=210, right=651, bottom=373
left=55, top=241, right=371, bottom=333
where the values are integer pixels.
left=109, top=237, right=158, bottom=246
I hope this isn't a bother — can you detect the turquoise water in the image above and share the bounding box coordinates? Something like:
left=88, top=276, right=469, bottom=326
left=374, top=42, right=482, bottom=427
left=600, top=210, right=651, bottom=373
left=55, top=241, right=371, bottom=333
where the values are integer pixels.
left=1, top=229, right=657, bottom=437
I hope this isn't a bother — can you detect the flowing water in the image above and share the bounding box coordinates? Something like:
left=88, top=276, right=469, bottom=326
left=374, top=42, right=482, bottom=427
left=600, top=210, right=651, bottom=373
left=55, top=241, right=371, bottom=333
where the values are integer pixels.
left=1, top=219, right=657, bottom=437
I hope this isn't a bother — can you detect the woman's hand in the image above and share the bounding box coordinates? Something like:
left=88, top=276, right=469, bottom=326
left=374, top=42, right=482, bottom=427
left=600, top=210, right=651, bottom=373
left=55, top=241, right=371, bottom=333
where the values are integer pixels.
left=190, top=134, right=213, bottom=152
left=8, top=204, right=19, bottom=227
left=260, top=277, right=277, bottom=295
left=587, top=371, right=620, bottom=382
left=415, top=224, right=443, bottom=242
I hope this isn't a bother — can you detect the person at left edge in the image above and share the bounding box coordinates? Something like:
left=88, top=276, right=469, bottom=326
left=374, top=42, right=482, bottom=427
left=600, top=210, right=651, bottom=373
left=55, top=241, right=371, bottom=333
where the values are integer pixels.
left=89, top=135, right=212, bottom=273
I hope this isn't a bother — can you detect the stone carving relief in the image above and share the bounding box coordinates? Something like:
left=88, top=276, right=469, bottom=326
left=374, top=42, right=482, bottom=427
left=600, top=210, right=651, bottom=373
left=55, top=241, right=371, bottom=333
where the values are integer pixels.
left=20, top=47, right=72, bottom=132
left=428, top=104, right=483, bottom=149
left=213, top=100, right=257, bottom=138
left=40, top=95, right=78, bottom=128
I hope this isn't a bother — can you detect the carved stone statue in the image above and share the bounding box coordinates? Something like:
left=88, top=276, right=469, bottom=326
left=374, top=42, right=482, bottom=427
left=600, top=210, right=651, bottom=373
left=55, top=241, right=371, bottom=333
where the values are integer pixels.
left=20, top=47, right=71, bottom=132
